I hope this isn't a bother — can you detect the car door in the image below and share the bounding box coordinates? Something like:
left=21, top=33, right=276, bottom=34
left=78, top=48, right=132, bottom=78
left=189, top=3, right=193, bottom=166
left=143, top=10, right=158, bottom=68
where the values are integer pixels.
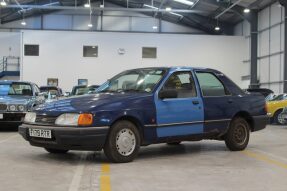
left=155, top=70, right=204, bottom=138
left=195, top=71, right=237, bottom=134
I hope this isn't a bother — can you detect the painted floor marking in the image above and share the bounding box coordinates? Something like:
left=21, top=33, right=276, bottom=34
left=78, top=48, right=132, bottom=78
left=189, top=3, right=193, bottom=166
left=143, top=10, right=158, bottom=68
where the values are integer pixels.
left=242, top=150, right=287, bottom=170
left=100, top=163, right=111, bottom=191
left=68, top=153, right=88, bottom=191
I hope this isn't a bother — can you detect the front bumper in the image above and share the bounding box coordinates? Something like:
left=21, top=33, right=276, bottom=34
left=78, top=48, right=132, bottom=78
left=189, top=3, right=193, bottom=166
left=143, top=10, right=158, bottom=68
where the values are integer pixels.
left=19, top=124, right=109, bottom=151
left=0, top=112, right=26, bottom=127
left=252, top=115, right=270, bottom=132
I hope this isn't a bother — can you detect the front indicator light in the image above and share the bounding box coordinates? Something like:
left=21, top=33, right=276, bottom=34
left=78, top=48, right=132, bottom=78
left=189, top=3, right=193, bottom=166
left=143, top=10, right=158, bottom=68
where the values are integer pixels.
left=78, top=114, right=93, bottom=126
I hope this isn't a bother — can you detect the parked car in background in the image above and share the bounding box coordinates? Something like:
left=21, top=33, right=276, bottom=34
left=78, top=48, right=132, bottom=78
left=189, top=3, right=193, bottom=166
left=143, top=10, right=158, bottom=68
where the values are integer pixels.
left=246, top=88, right=274, bottom=98
left=19, top=67, right=268, bottom=163
left=71, top=85, right=99, bottom=96
left=265, top=93, right=277, bottom=102
left=0, top=81, right=45, bottom=127
left=266, top=94, right=287, bottom=124
left=278, top=107, right=287, bottom=125
left=40, top=86, right=63, bottom=99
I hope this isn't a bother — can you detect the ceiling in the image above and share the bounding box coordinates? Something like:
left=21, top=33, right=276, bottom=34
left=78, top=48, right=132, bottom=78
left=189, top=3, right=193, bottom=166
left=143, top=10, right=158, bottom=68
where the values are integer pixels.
left=0, top=0, right=279, bottom=34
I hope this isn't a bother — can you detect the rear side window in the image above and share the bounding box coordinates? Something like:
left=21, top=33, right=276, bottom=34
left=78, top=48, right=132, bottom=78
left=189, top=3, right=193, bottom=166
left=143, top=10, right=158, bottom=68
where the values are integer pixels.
left=195, top=72, right=228, bottom=97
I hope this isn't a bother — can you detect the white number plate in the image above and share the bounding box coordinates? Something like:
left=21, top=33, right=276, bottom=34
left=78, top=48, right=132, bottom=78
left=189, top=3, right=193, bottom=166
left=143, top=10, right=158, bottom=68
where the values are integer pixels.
left=29, top=129, right=52, bottom=139
left=0, top=114, right=3, bottom=119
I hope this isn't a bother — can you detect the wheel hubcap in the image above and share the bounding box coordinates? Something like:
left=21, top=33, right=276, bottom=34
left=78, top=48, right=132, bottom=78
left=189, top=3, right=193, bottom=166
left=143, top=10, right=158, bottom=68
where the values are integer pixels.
left=278, top=114, right=284, bottom=124
left=116, top=128, right=136, bottom=156
left=234, top=124, right=247, bottom=145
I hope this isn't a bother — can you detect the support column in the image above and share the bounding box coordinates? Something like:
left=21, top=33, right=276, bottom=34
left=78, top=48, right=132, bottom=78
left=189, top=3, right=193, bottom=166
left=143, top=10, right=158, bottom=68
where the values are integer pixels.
left=249, top=11, right=259, bottom=89
left=283, top=4, right=287, bottom=92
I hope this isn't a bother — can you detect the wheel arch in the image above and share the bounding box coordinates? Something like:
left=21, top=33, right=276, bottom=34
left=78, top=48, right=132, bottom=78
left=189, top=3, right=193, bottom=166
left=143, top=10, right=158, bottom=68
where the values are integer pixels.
left=232, top=111, right=254, bottom=132
left=110, top=115, right=144, bottom=143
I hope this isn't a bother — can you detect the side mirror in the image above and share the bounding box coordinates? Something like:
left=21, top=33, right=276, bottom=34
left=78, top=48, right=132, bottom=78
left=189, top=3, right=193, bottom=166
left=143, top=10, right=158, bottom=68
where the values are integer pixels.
left=159, top=89, right=178, bottom=99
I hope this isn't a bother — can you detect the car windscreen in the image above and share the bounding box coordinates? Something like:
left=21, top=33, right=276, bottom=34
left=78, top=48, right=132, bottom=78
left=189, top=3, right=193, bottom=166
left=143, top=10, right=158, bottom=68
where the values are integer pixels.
left=0, top=83, right=33, bottom=96
left=98, top=68, right=167, bottom=93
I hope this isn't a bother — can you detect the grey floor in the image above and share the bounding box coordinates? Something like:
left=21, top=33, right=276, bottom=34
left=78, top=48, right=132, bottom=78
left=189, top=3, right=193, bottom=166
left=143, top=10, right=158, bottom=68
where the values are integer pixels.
left=0, top=125, right=287, bottom=191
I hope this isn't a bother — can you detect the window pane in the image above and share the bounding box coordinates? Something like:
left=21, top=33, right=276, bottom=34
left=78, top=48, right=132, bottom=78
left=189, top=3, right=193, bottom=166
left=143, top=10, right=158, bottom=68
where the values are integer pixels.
left=142, top=47, right=157, bottom=58
left=196, top=72, right=227, bottom=96
left=162, top=72, right=197, bottom=98
left=24, top=45, right=39, bottom=56
left=83, top=46, right=98, bottom=57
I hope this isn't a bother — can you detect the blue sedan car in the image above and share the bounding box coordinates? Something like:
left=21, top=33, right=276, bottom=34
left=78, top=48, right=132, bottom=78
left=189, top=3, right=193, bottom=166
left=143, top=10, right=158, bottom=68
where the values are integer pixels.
left=19, top=67, right=268, bottom=163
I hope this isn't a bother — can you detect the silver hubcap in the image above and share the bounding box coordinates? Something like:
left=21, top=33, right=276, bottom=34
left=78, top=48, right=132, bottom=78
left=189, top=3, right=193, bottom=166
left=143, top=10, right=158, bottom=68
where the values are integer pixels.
left=234, top=124, right=247, bottom=146
left=278, top=114, right=284, bottom=124
left=116, top=128, right=136, bottom=156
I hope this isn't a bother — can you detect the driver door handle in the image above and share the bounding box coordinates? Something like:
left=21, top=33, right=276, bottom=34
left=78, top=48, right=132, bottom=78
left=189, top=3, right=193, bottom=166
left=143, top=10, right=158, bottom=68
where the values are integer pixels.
left=192, top=100, right=199, bottom=105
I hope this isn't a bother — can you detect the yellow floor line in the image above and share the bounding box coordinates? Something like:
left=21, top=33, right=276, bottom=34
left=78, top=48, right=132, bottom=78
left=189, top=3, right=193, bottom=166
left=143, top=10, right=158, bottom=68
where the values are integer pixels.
left=242, top=150, right=287, bottom=170
left=100, top=163, right=111, bottom=191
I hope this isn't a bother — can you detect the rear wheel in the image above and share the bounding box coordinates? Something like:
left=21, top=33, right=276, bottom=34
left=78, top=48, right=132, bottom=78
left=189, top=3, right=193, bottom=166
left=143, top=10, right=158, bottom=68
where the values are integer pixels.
left=104, top=120, right=141, bottom=163
left=224, top=117, right=250, bottom=151
left=44, top=148, right=69, bottom=154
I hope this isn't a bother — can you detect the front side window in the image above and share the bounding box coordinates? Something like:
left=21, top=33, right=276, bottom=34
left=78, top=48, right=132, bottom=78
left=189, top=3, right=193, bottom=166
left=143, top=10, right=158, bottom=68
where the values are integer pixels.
left=0, top=83, right=33, bottom=96
left=161, top=72, right=197, bottom=98
left=195, top=72, right=228, bottom=97
left=98, top=69, right=167, bottom=93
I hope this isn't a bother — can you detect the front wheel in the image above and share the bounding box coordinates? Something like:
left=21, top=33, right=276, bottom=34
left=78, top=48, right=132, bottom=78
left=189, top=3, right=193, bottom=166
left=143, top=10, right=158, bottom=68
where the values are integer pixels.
left=224, top=117, right=250, bottom=151
left=104, top=120, right=141, bottom=163
left=44, top=148, right=69, bottom=154
left=273, top=110, right=284, bottom=125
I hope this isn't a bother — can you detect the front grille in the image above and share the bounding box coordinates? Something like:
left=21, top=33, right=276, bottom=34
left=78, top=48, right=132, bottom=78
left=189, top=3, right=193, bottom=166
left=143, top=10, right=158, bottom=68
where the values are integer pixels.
left=0, top=113, right=25, bottom=122
left=35, top=115, right=57, bottom=125
left=0, top=104, right=7, bottom=111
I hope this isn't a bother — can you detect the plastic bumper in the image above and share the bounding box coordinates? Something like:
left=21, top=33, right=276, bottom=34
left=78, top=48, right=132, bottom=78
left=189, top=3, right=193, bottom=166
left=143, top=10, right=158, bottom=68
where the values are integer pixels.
left=19, top=124, right=109, bottom=151
left=252, top=115, right=269, bottom=132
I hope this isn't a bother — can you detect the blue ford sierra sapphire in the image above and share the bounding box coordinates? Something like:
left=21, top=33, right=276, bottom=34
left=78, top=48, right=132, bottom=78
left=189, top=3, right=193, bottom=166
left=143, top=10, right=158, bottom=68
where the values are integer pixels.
left=19, top=67, right=268, bottom=163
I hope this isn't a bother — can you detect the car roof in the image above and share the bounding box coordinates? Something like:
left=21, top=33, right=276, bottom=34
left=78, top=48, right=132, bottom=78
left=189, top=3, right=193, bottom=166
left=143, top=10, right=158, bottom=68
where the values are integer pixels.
left=0, top=80, right=33, bottom=85
left=125, top=66, right=213, bottom=72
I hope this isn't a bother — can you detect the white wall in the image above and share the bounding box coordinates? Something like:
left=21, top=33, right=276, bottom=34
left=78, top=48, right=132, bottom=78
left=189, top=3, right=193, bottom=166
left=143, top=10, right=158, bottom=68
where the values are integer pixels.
left=21, top=30, right=245, bottom=91
left=234, top=2, right=285, bottom=93
left=0, top=32, right=20, bottom=59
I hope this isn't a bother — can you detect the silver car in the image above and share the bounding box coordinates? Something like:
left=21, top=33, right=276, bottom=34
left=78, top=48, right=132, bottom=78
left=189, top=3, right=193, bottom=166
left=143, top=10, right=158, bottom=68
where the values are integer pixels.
left=0, top=81, right=45, bottom=127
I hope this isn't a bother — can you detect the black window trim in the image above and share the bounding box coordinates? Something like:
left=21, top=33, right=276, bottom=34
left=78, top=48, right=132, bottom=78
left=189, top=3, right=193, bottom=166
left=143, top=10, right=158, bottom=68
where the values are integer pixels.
left=194, top=70, right=232, bottom=98
left=158, top=71, right=198, bottom=99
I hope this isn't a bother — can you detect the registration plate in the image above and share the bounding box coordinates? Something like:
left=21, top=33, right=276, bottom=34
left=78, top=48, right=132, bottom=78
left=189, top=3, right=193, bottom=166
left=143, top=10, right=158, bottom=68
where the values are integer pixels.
left=29, top=129, right=52, bottom=139
left=0, top=114, right=3, bottom=119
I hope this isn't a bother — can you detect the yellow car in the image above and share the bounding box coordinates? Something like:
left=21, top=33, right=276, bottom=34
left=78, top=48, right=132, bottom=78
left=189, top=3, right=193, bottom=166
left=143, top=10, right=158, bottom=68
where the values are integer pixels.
left=266, top=94, right=287, bottom=124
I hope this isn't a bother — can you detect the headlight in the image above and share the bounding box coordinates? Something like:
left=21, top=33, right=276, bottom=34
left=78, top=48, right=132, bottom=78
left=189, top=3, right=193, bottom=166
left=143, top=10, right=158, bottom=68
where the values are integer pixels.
left=8, top=105, right=16, bottom=111
left=55, top=113, right=93, bottom=126
left=18, top=105, right=26, bottom=112
left=24, top=112, right=36, bottom=123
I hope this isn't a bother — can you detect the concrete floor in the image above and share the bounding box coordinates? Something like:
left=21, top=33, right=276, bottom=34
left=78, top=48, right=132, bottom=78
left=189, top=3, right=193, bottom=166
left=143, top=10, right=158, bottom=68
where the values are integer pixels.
left=0, top=125, right=287, bottom=191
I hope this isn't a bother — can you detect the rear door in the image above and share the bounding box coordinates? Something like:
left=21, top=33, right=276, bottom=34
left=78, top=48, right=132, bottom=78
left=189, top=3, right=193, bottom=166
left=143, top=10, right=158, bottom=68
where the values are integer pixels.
left=155, top=70, right=204, bottom=138
left=195, top=71, right=237, bottom=133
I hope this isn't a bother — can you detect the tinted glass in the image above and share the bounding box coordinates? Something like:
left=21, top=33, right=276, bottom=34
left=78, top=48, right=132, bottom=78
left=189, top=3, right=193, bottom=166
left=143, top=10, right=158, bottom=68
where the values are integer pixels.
left=196, top=72, right=227, bottom=97
left=162, top=72, right=197, bottom=98
left=0, top=83, right=33, bottom=96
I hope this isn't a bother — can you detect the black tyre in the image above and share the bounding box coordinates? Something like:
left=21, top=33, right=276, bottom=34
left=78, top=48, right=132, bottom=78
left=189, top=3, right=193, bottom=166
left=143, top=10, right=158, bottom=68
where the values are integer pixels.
left=224, top=117, right=250, bottom=151
left=104, top=120, right=141, bottom=163
left=273, top=110, right=283, bottom=125
left=167, top=141, right=181, bottom=145
left=44, top=148, right=69, bottom=154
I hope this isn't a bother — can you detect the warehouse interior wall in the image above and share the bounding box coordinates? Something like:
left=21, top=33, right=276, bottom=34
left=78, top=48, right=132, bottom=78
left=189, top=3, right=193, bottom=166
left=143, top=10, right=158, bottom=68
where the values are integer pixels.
left=234, top=2, right=285, bottom=93
left=21, top=30, right=245, bottom=91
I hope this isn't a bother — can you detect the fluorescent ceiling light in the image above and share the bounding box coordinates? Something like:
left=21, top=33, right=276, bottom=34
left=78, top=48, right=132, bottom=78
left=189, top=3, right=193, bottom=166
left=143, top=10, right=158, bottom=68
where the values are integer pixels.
left=84, top=3, right=90, bottom=8
left=152, top=26, right=158, bottom=29
left=173, top=0, right=194, bottom=6
left=21, top=21, right=26, bottom=26
left=0, top=0, right=7, bottom=6
left=166, top=7, right=172, bottom=11
left=243, top=8, right=250, bottom=13
left=169, top=12, right=183, bottom=18
left=88, top=23, right=93, bottom=27
left=214, top=26, right=220, bottom=31
left=143, top=4, right=158, bottom=9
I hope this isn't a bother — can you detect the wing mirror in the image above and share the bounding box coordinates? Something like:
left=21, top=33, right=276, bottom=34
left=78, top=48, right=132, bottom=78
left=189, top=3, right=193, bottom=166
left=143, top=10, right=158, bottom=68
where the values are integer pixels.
left=159, top=89, right=178, bottom=99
